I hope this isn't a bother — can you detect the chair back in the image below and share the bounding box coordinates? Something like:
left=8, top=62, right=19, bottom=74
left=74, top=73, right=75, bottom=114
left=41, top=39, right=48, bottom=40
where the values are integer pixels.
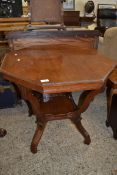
left=30, top=0, right=63, bottom=24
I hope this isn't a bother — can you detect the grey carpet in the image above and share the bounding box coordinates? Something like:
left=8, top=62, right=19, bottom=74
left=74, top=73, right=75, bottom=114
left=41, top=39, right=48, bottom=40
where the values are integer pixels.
left=0, top=92, right=117, bottom=175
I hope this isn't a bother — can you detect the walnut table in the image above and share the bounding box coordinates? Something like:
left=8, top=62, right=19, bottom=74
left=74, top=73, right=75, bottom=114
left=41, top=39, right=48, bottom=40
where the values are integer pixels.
left=0, top=31, right=116, bottom=153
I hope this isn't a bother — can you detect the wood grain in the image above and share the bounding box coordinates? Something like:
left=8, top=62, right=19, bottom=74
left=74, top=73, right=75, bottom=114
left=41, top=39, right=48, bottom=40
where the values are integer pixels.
left=1, top=37, right=116, bottom=94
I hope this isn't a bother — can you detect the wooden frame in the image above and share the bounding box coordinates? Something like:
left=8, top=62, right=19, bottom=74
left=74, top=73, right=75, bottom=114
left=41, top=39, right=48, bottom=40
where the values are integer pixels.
left=98, top=4, right=116, bottom=9
left=63, top=0, right=75, bottom=10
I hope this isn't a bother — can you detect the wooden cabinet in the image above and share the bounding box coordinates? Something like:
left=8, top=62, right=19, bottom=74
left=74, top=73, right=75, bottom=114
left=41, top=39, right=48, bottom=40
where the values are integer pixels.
left=63, top=11, right=80, bottom=26
left=79, top=16, right=95, bottom=27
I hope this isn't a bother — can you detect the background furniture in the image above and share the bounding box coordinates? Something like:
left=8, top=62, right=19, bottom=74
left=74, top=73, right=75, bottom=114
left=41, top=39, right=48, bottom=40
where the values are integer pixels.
left=63, top=11, right=80, bottom=26
left=98, top=27, right=117, bottom=61
left=0, top=17, right=29, bottom=32
left=0, top=17, right=46, bottom=45
left=80, top=16, right=95, bottom=27
left=30, top=0, right=63, bottom=24
left=0, top=0, right=23, bottom=17
left=96, top=6, right=117, bottom=36
left=98, top=27, right=117, bottom=139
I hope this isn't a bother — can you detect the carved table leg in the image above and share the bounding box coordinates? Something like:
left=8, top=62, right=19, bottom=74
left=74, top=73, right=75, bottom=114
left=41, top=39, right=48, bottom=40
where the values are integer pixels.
left=17, top=86, right=47, bottom=153
left=72, top=88, right=103, bottom=144
left=0, top=128, right=7, bottom=137
left=71, top=117, right=91, bottom=144
left=31, top=122, right=47, bottom=153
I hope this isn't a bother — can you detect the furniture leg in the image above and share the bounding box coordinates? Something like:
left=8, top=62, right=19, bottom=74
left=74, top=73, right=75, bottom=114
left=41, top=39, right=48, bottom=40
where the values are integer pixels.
left=0, top=128, right=7, bottom=137
left=72, top=89, right=103, bottom=144
left=77, top=89, right=103, bottom=114
left=17, top=86, right=47, bottom=153
left=113, top=128, right=117, bottom=140
left=31, top=122, right=47, bottom=153
left=71, top=117, right=91, bottom=144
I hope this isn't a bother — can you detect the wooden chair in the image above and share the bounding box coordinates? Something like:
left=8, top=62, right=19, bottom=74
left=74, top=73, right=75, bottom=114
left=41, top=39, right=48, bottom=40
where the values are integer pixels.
left=26, top=0, right=65, bottom=30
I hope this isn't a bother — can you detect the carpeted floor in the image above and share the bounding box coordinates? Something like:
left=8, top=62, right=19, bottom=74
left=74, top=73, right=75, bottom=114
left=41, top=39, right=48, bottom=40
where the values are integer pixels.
left=0, top=92, right=117, bottom=175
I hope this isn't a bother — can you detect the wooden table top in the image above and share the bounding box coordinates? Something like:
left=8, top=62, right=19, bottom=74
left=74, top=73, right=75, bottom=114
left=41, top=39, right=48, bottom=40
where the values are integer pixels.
left=1, top=38, right=116, bottom=94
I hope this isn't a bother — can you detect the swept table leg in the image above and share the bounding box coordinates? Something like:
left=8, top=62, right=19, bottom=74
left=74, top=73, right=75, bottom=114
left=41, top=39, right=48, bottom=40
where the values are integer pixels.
left=31, top=122, right=47, bottom=153
left=72, top=88, right=103, bottom=144
left=71, top=117, right=91, bottom=145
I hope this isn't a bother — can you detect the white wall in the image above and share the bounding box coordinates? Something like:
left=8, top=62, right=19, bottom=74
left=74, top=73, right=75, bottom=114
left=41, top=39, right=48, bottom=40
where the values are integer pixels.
left=75, top=0, right=117, bottom=16
left=22, top=0, right=27, bottom=6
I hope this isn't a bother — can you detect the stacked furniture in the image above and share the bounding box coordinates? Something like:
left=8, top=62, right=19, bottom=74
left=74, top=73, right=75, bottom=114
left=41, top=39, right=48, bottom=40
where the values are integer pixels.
left=96, top=5, right=117, bottom=36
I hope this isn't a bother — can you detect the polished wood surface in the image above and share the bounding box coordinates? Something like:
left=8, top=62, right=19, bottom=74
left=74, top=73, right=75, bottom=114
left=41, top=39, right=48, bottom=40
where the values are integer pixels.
left=6, top=30, right=99, bottom=50
left=1, top=38, right=116, bottom=94
left=0, top=17, right=29, bottom=23
left=63, top=11, right=80, bottom=26
left=79, top=16, right=95, bottom=27
left=0, top=17, right=46, bottom=32
left=0, top=17, right=29, bottom=32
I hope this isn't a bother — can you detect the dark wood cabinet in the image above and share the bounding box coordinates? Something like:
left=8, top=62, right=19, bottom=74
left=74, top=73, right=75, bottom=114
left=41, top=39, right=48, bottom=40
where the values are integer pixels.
left=63, top=11, right=80, bottom=26
left=79, top=16, right=95, bottom=27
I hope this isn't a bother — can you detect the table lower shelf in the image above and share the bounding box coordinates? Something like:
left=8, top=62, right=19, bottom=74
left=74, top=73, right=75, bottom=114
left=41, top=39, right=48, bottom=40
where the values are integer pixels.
left=9, top=84, right=103, bottom=153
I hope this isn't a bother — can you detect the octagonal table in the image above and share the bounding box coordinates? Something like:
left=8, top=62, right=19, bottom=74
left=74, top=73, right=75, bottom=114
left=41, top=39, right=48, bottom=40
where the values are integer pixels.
left=0, top=32, right=116, bottom=153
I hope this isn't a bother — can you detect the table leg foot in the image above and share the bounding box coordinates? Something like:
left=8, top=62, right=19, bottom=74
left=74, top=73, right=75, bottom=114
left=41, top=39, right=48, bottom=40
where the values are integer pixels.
left=113, top=129, right=117, bottom=140
left=0, top=128, right=7, bottom=138
left=31, top=122, right=46, bottom=154
left=71, top=118, right=91, bottom=145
